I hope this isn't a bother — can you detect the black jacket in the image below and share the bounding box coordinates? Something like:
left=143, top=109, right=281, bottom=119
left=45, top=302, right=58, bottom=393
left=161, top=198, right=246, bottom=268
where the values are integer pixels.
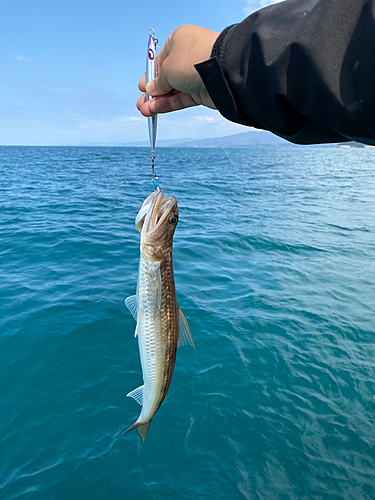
left=195, top=0, right=375, bottom=145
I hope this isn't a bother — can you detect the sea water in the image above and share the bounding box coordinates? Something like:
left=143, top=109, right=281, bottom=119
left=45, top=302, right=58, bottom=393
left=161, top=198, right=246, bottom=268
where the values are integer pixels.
left=0, top=146, right=374, bottom=499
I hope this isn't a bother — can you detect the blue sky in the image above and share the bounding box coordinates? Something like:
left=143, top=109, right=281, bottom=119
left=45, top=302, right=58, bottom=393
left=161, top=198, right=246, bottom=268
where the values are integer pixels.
left=1, top=0, right=279, bottom=145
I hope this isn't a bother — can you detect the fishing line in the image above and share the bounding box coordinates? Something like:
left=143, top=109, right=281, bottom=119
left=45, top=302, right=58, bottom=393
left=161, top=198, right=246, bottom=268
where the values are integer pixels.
left=198, top=108, right=374, bottom=408
left=198, top=108, right=299, bottom=264
left=198, top=108, right=340, bottom=311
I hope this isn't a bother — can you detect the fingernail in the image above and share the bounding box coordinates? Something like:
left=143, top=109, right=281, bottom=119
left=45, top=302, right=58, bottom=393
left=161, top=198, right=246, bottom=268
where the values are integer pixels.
left=145, top=81, right=155, bottom=95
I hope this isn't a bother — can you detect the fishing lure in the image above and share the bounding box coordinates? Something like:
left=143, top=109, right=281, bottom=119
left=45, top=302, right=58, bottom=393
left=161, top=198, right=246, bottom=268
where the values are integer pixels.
left=147, top=28, right=159, bottom=189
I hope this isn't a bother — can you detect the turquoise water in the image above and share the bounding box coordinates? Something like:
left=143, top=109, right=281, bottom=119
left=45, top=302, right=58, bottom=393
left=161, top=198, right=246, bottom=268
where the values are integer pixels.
left=1, top=145, right=375, bottom=499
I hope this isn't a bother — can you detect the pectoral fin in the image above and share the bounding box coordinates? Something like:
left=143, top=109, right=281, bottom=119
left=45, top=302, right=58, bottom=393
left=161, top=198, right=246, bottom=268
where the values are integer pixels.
left=178, top=307, right=196, bottom=363
left=125, top=295, right=143, bottom=338
left=125, top=295, right=138, bottom=321
left=134, top=305, right=144, bottom=338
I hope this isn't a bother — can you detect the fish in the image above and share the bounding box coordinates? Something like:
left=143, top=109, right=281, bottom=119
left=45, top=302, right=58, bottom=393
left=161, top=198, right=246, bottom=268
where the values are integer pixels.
left=124, top=190, right=195, bottom=442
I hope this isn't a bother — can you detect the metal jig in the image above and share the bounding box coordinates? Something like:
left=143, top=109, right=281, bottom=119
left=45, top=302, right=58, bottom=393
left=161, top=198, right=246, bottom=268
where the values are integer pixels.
left=147, top=29, right=159, bottom=189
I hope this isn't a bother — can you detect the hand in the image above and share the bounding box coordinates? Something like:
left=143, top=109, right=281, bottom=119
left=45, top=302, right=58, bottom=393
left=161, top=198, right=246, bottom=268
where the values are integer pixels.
left=137, top=25, right=220, bottom=116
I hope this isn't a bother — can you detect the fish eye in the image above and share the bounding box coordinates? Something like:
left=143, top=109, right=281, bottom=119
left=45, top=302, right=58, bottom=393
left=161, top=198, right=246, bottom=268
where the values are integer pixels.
left=168, top=215, right=178, bottom=225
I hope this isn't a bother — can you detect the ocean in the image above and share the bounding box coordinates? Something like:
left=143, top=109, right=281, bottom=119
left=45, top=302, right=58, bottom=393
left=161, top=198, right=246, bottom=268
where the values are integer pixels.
left=0, top=145, right=374, bottom=500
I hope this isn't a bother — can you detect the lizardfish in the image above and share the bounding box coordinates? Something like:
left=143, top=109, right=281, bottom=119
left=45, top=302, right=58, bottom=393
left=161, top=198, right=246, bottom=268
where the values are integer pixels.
left=124, top=190, right=195, bottom=442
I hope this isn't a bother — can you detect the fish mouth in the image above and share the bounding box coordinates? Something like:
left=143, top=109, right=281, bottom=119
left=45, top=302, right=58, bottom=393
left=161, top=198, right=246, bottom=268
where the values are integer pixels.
left=137, top=190, right=177, bottom=236
left=135, top=190, right=160, bottom=232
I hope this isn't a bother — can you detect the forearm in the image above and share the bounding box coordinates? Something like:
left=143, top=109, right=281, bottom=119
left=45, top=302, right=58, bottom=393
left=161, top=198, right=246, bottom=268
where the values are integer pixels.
left=196, top=0, right=375, bottom=145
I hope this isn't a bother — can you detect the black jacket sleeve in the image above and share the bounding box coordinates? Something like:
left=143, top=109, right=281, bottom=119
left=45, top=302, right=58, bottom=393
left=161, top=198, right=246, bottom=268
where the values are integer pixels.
left=195, top=0, right=375, bottom=145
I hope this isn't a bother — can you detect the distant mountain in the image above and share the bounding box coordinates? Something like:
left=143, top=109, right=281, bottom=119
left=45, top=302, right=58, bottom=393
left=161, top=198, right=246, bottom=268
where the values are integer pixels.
left=122, top=131, right=288, bottom=148
left=121, top=138, right=195, bottom=147
left=120, top=130, right=360, bottom=148
left=171, top=130, right=290, bottom=147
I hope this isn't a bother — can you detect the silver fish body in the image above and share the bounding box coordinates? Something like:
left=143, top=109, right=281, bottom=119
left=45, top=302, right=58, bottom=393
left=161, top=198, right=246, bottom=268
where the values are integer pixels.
left=125, top=190, right=195, bottom=441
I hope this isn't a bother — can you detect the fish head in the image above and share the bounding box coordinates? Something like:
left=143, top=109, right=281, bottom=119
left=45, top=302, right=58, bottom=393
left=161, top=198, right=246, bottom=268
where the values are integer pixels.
left=138, top=190, right=178, bottom=258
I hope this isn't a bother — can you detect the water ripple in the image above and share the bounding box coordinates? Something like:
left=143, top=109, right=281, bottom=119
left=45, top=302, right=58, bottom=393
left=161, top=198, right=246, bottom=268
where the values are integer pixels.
left=0, top=146, right=375, bottom=500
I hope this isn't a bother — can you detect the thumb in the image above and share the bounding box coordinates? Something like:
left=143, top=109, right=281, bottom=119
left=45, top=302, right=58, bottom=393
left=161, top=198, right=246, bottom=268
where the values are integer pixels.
left=145, top=66, right=173, bottom=97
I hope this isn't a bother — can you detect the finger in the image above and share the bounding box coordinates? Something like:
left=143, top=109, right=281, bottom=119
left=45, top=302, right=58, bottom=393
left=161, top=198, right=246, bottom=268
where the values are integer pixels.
left=137, top=93, right=147, bottom=111
left=145, top=61, right=174, bottom=97
left=138, top=73, right=146, bottom=92
left=155, top=33, right=173, bottom=66
left=145, top=34, right=175, bottom=96
left=138, top=42, right=167, bottom=93
left=140, top=91, right=199, bottom=115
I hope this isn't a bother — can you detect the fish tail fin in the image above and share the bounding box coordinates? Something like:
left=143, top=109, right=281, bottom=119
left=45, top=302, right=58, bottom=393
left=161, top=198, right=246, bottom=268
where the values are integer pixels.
left=122, top=421, right=139, bottom=435
left=122, top=420, right=151, bottom=442
left=137, top=421, right=151, bottom=442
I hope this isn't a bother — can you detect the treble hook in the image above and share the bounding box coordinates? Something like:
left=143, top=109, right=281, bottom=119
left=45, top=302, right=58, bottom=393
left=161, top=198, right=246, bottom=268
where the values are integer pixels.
left=150, top=150, right=159, bottom=190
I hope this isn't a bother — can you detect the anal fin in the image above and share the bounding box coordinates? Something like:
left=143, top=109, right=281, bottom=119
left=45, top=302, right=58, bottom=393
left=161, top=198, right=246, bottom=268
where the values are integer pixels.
left=126, top=385, right=144, bottom=406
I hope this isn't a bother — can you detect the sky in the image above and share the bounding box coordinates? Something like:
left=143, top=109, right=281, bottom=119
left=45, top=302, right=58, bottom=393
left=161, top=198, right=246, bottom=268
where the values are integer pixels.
left=1, top=0, right=280, bottom=146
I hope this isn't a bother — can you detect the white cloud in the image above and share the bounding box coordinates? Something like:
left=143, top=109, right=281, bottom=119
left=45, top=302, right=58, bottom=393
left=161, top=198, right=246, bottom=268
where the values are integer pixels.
left=183, top=109, right=250, bottom=138
left=190, top=115, right=216, bottom=124
left=11, top=54, right=35, bottom=62
left=77, top=115, right=142, bottom=129
left=243, top=0, right=284, bottom=15
left=6, top=108, right=254, bottom=146
left=63, top=114, right=148, bottom=143
left=50, top=86, right=89, bottom=95
left=60, top=109, right=250, bottom=144
left=127, top=116, right=144, bottom=123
